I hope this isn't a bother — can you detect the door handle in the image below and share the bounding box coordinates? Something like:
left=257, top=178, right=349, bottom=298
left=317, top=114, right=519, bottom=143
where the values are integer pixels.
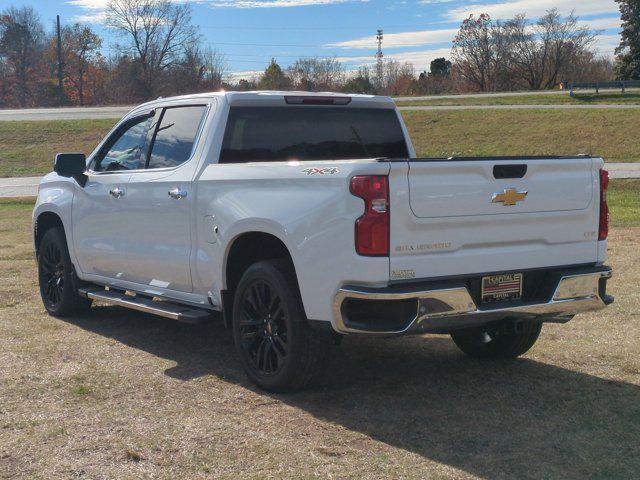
left=109, top=187, right=125, bottom=198
left=168, top=187, right=187, bottom=200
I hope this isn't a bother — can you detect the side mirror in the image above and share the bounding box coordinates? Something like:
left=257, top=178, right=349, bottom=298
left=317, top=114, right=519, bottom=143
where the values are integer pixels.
left=54, top=153, right=87, bottom=177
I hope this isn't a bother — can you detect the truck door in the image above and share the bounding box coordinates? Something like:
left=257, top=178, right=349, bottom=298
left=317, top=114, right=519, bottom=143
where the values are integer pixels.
left=72, top=113, right=151, bottom=280
left=115, top=104, right=208, bottom=294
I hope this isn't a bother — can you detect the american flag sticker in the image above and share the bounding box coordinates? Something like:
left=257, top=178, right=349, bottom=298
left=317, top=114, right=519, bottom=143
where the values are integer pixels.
left=481, top=273, right=523, bottom=302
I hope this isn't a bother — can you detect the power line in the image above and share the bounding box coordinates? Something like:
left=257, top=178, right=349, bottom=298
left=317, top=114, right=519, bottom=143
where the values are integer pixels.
left=214, top=41, right=324, bottom=48
left=209, top=40, right=451, bottom=49
left=213, top=52, right=374, bottom=59
left=198, top=23, right=444, bottom=31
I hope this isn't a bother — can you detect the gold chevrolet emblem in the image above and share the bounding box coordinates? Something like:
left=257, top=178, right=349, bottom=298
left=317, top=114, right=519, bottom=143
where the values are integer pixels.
left=492, top=188, right=528, bottom=206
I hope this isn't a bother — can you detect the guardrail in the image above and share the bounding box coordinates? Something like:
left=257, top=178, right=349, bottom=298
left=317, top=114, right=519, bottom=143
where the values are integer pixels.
left=562, top=80, right=640, bottom=96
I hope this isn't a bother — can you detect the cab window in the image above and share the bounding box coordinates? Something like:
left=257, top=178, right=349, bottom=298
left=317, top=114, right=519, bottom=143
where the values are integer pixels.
left=146, top=106, right=207, bottom=169
left=93, top=115, right=153, bottom=172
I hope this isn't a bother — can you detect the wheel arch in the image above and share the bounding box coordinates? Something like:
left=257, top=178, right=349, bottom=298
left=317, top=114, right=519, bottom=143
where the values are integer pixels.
left=221, top=231, right=300, bottom=328
left=34, top=210, right=66, bottom=257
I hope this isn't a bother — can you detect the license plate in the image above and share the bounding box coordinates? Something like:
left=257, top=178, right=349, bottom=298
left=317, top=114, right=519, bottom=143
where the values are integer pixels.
left=481, top=273, right=523, bottom=303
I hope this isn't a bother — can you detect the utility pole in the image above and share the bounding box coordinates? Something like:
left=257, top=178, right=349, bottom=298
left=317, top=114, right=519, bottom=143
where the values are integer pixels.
left=56, top=15, right=64, bottom=107
left=375, top=29, right=384, bottom=92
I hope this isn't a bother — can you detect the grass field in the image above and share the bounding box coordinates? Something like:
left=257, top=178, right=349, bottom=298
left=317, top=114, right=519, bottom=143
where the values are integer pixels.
left=404, top=109, right=640, bottom=162
left=1, top=108, right=640, bottom=177
left=396, top=91, right=640, bottom=107
left=1, top=187, right=640, bottom=478
left=0, top=119, right=115, bottom=177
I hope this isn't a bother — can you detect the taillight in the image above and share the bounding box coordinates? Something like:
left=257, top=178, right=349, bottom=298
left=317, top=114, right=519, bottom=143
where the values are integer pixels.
left=599, top=168, right=609, bottom=241
left=350, top=175, right=389, bottom=256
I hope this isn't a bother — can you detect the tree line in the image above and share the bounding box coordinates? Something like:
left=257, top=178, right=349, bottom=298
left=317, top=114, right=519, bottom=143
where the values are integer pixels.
left=0, top=0, right=637, bottom=108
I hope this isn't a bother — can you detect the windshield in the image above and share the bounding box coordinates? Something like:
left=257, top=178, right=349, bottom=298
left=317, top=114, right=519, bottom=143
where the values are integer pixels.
left=220, top=106, right=408, bottom=163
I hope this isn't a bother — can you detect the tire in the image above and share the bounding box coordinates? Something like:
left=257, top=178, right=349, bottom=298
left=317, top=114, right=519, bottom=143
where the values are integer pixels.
left=38, top=227, right=92, bottom=317
left=450, top=320, right=542, bottom=359
left=232, top=259, right=331, bottom=392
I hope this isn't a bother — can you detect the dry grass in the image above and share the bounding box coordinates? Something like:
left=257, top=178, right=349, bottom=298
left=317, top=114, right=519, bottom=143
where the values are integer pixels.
left=402, top=109, right=640, bottom=162
left=0, top=119, right=115, bottom=177
left=1, top=202, right=640, bottom=479
left=396, top=91, right=640, bottom=107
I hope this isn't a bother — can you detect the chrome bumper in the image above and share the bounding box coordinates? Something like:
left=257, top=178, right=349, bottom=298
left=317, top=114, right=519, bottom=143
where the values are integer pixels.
left=332, top=268, right=612, bottom=335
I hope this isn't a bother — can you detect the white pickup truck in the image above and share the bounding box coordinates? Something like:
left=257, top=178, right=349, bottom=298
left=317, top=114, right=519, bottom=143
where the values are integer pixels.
left=33, top=91, right=613, bottom=391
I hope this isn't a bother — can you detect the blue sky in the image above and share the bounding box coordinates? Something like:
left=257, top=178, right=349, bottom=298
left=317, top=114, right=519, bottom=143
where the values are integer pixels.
left=1, top=0, right=623, bottom=78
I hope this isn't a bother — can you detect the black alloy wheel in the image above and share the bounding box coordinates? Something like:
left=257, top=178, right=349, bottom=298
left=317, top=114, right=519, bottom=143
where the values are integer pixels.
left=238, top=279, right=289, bottom=376
left=39, top=239, right=65, bottom=308
left=232, top=259, right=332, bottom=392
left=37, top=227, right=92, bottom=317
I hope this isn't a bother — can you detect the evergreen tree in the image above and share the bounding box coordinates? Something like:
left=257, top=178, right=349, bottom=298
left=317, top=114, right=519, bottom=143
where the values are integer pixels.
left=615, top=0, right=640, bottom=80
left=258, top=59, right=290, bottom=90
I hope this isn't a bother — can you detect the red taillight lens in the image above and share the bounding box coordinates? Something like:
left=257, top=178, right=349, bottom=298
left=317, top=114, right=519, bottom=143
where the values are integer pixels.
left=350, top=175, right=389, bottom=256
left=599, top=168, right=609, bottom=241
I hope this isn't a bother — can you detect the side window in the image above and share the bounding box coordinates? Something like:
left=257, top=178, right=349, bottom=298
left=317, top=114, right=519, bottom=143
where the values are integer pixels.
left=93, top=115, right=152, bottom=172
left=147, top=106, right=206, bottom=169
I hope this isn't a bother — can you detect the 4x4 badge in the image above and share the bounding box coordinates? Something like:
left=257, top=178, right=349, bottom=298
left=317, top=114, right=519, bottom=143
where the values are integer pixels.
left=302, top=167, right=339, bottom=175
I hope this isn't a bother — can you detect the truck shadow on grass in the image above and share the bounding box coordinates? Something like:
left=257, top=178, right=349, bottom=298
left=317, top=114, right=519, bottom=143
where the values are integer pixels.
left=68, top=306, right=640, bottom=479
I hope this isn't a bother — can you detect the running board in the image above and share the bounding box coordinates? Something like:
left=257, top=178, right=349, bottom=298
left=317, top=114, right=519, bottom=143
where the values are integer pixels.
left=79, top=288, right=212, bottom=324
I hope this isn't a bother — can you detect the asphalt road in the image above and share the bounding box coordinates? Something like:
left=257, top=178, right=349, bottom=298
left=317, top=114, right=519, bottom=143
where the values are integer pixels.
left=393, top=90, right=578, bottom=102
left=2, top=90, right=640, bottom=121
left=2, top=163, right=638, bottom=199
left=0, top=106, right=132, bottom=121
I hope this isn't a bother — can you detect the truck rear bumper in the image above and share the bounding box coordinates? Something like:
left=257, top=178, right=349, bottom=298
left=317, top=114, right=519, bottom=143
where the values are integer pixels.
left=332, top=266, right=613, bottom=335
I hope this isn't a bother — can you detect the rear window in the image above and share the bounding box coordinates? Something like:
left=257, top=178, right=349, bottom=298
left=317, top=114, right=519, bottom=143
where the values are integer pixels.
left=219, top=107, right=408, bottom=163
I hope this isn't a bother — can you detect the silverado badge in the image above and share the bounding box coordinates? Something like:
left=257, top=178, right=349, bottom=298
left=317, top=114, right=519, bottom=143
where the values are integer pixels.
left=492, top=188, right=528, bottom=206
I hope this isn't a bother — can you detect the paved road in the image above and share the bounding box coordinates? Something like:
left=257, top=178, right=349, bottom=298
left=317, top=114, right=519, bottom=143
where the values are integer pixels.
left=2, top=163, right=638, bottom=199
left=0, top=106, right=131, bottom=121
left=393, top=90, right=573, bottom=102
left=3, top=91, right=640, bottom=121
left=395, top=88, right=640, bottom=102
left=0, top=176, right=42, bottom=198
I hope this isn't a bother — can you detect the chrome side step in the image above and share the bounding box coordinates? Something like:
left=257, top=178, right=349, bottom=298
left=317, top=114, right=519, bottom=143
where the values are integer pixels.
left=79, top=287, right=212, bottom=324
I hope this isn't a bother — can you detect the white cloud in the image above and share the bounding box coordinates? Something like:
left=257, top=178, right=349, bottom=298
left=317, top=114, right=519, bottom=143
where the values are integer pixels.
left=67, top=0, right=368, bottom=11
left=445, top=0, right=618, bottom=21
left=205, top=0, right=368, bottom=8
left=582, top=16, right=621, bottom=31
left=72, top=11, right=109, bottom=23
left=593, top=33, right=621, bottom=56
left=326, top=28, right=457, bottom=49
left=68, top=0, right=108, bottom=9
left=335, top=47, right=452, bottom=72
left=226, top=70, right=262, bottom=80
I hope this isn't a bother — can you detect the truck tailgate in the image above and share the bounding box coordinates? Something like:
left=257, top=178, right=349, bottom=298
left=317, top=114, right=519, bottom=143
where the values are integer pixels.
left=388, top=157, right=602, bottom=281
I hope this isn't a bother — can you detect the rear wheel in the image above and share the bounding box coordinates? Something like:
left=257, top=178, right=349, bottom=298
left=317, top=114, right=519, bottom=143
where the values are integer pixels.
left=450, top=321, right=542, bottom=359
left=38, top=227, right=92, bottom=317
left=232, top=259, right=330, bottom=392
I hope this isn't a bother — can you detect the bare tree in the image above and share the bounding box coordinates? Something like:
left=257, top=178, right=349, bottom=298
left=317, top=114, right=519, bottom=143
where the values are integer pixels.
left=287, top=57, right=344, bottom=91
left=106, top=0, right=199, bottom=97
left=453, top=10, right=597, bottom=91
left=452, top=14, right=495, bottom=91
left=508, top=10, right=597, bottom=89
left=170, top=45, right=227, bottom=94
left=60, top=24, right=102, bottom=105
left=382, top=60, right=417, bottom=95
left=202, top=47, right=228, bottom=90
left=0, top=6, right=46, bottom=106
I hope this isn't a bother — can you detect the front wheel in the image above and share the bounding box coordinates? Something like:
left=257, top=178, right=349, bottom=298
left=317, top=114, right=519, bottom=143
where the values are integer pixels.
left=38, top=227, right=92, bottom=317
left=232, top=259, right=331, bottom=392
left=450, top=321, right=542, bottom=359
